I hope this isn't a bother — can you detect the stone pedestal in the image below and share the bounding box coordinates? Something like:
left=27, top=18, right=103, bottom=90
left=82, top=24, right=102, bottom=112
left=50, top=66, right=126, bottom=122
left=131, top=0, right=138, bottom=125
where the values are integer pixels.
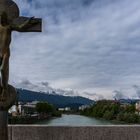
left=0, top=111, right=8, bottom=140
left=0, top=85, right=17, bottom=140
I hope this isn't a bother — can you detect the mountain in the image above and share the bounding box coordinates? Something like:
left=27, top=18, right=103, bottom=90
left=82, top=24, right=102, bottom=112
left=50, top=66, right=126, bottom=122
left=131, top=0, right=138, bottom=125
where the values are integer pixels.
left=118, top=99, right=139, bottom=104
left=17, top=89, right=93, bottom=108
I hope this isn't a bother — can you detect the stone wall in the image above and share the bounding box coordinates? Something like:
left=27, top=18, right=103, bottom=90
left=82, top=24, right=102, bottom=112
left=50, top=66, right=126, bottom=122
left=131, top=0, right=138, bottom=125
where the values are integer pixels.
left=8, top=125, right=140, bottom=140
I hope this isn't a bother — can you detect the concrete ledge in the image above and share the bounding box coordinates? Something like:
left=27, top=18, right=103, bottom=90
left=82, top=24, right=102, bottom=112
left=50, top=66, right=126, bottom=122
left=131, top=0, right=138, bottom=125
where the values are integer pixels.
left=8, top=125, right=140, bottom=140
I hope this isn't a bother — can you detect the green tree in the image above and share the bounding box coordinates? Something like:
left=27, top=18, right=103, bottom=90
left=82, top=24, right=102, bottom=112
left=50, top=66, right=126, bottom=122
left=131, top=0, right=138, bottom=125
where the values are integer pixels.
left=103, top=110, right=114, bottom=120
left=36, top=102, right=54, bottom=114
left=81, top=100, right=140, bottom=124
left=124, top=104, right=135, bottom=113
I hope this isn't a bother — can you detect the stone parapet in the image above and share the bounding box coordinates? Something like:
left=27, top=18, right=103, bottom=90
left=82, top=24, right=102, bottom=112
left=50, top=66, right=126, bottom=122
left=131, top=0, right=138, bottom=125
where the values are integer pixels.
left=8, top=125, right=140, bottom=140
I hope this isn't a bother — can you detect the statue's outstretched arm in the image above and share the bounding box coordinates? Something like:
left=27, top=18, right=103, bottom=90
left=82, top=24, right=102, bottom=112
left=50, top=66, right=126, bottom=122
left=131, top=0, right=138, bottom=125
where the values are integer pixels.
left=18, top=17, right=33, bottom=29
left=11, top=17, right=39, bottom=31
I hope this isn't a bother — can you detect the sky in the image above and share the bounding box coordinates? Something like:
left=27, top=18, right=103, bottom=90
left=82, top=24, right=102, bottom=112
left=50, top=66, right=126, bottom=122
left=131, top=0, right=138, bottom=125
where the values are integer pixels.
left=9, top=0, right=140, bottom=100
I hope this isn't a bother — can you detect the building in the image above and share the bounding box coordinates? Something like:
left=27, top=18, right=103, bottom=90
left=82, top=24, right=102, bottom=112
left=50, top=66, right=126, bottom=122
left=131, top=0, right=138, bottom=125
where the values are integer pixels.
left=9, top=105, right=18, bottom=116
left=65, top=107, right=71, bottom=111
left=79, top=105, right=90, bottom=111
left=136, top=101, right=140, bottom=111
left=58, top=107, right=71, bottom=111
left=135, top=101, right=140, bottom=115
left=9, top=101, right=40, bottom=116
left=58, top=108, right=65, bottom=111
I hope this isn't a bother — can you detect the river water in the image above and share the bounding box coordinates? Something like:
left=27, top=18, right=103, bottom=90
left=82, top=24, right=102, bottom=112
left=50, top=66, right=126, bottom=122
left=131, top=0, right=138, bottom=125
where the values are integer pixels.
left=37, top=114, right=118, bottom=125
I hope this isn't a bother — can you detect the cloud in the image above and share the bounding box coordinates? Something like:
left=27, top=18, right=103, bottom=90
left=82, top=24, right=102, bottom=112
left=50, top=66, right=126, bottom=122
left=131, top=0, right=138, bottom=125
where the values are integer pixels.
left=41, top=82, right=49, bottom=87
left=15, top=79, right=80, bottom=97
left=9, top=0, right=140, bottom=99
left=133, top=85, right=140, bottom=98
left=113, top=90, right=125, bottom=100
left=15, top=79, right=39, bottom=90
left=82, top=92, right=104, bottom=100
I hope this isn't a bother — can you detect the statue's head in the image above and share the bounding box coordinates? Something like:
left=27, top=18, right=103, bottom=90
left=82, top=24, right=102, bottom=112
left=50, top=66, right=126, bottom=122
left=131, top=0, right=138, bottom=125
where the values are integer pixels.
left=0, top=12, right=9, bottom=25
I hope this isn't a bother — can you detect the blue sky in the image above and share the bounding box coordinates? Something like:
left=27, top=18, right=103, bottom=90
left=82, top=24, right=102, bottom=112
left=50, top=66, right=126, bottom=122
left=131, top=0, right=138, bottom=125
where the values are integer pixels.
left=10, top=0, right=140, bottom=99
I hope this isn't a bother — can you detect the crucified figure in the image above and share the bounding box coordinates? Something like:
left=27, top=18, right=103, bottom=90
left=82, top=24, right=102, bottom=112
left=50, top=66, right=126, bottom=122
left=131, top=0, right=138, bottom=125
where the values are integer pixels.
left=0, top=12, right=39, bottom=98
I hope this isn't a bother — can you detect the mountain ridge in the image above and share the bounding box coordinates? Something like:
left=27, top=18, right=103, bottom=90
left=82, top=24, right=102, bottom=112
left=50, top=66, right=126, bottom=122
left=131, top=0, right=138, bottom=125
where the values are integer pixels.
left=17, top=89, right=93, bottom=108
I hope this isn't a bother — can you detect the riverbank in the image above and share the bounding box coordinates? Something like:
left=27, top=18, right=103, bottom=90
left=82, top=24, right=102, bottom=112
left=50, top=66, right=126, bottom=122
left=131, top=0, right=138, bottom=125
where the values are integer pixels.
left=81, top=100, right=140, bottom=124
left=9, top=101, right=62, bottom=124
left=9, top=113, right=62, bottom=124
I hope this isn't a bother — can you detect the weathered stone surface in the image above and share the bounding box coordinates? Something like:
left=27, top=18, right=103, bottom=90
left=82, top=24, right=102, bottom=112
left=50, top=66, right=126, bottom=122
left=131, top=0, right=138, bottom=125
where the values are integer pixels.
left=0, top=0, right=19, bottom=21
left=12, top=17, right=42, bottom=32
left=0, top=111, right=8, bottom=140
left=0, top=85, right=17, bottom=111
left=9, top=125, right=140, bottom=140
left=8, top=125, right=11, bottom=140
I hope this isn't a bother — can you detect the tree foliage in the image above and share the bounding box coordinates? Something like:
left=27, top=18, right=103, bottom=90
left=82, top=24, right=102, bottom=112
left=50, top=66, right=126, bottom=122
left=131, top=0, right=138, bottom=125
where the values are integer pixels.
left=81, top=100, right=140, bottom=124
left=36, top=102, right=54, bottom=114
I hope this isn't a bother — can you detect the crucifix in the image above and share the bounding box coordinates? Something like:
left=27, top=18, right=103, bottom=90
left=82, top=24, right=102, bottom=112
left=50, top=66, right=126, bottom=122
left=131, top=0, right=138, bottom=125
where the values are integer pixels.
left=0, top=0, right=42, bottom=139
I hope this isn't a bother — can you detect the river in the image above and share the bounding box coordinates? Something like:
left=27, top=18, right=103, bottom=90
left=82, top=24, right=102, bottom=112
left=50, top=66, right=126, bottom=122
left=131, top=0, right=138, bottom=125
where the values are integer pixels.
left=37, top=114, right=118, bottom=125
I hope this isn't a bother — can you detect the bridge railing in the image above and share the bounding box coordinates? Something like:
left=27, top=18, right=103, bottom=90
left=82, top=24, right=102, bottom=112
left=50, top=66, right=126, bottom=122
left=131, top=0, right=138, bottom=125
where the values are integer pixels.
left=8, top=125, right=140, bottom=140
